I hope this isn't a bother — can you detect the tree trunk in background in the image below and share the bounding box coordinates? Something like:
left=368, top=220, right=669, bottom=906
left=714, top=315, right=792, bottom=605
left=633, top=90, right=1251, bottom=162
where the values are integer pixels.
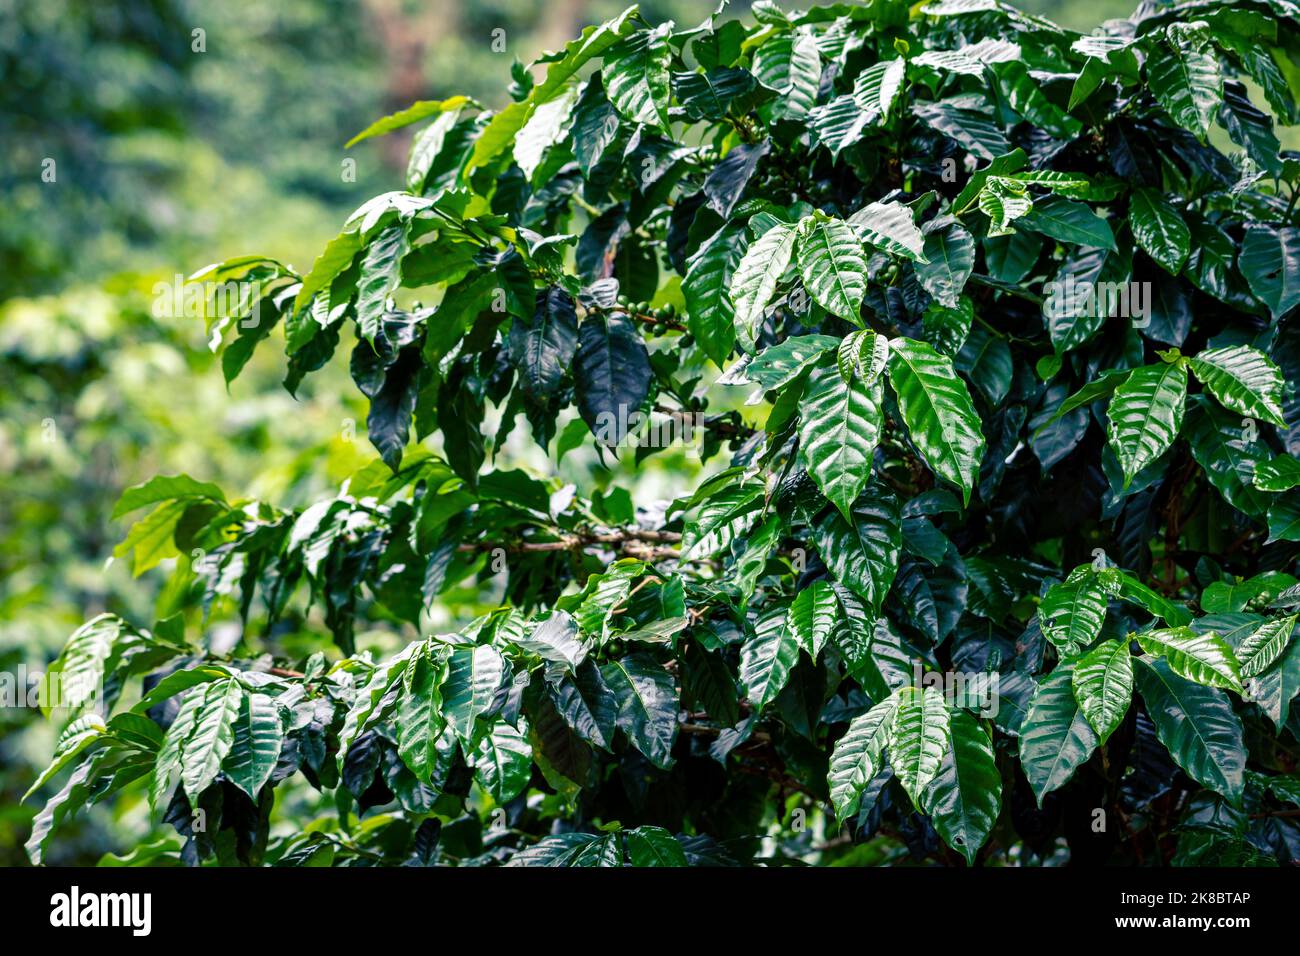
left=362, top=0, right=460, bottom=172
left=531, top=0, right=586, bottom=62
left=360, top=0, right=593, bottom=173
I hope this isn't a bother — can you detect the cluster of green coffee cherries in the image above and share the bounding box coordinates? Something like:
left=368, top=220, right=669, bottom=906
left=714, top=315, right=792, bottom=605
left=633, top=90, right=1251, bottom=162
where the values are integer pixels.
left=613, top=295, right=685, bottom=338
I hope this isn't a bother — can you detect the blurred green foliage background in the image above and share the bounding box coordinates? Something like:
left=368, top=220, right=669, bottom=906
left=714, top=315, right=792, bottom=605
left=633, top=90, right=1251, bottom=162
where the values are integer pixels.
left=0, top=0, right=1135, bottom=864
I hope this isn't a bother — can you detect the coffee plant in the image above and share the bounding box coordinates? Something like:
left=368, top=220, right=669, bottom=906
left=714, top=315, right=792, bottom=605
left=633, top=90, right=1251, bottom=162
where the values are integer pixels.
left=25, top=0, right=1300, bottom=867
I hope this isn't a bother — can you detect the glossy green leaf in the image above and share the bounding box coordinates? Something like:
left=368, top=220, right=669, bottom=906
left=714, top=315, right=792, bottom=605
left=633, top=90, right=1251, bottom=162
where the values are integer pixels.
left=1135, top=656, right=1245, bottom=805
left=1129, top=188, right=1190, bottom=274
left=571, top=75, right=623, bottom=175
left=847, top=201, right=926, bottom=262
left=912, top=100, right=1009, bottom=160
left=27, top=762, right=96, bottom=866
left=1106, top=360, right=1187, bottom=487
left=994, top=60, right=1081, bottom=138
left=954, top=326, right=1012, bottom=406
left=680, top=478, right=763, bottom=558
left=397, top=647, right=450, bottom=783
left=406, top=109, right=468, bottom=193
left=1148, top=28, right=1223, bottom=141
left=514, top=84, right=579, bottom=180
left=1185, top=396, right=1272, bottom=516
left=574, top=313, right=653, bottom=444
left=443, top=644, right=509, bottom=744
left=1036, top=368, right=1132, bottom=431
left=1253, top=455, right=1300, bottom=492
left=809, top=95, right=871, bottom=160
left=743, top=334, right=839, bottom=391
left=511, top=287, right=579, bottom=403
left=474, top=719, right=533, bottom=803
left=1020, top=195, right=1116, bottom=251
left=852, top=57, right=906, bottom=115
left=1187, top=345, right=1287, bottom=427
left=223, top=691, right=285, bottom=799
left=1240, top=226, right=1300, bottom=319
left=798, top=361, right=883, bottom=519
left=1267, top=493, right=1300, bottom=543
left=740, top=605, right=803, bottom=710
left=48, top=615, right=132, bottom=713
left=624, top=826, right=689, bottom=866
left=752, top=31, right=820, bottom=120
left=837, top=329, right=890, bottom=384
left=1251, top=627, right=1300, bottom=730
left=23, top=715, right=106, bottom=803
left=603, top=26, right=672, bottom=131
left=978, top=177, right=1033, bottom=236
left=1200, top=573, right=1296, bottom=614
left=346, top=96, right=472, bottom=147
left=684, top=222, right=748, bottom=365
left=151, top=687, right=203, bottom=810
left=921, top=708, right=1001, bottom=865
left=601, top=653, right=678, bottom=769
left=112, top=474, right=227, bottom=519
left=915, top=222, right=975, bottom=308
left=675, top=67, right=762, bottom=122
left=1135, top=627, right=1243, bottom=692
left=180, top=678, right=243, bottom=801
left=1037, top=571, right=1109, bottom=657
left=787, top=579, right=839, bottom=658
left=1236, top=615, right=1297, bottom=680
left=887, top=337, right=986, bottom=504
left=730, top=221, right=797, bottom=349
left=704, top=141, right=769, bottom=219
left=336, top=650, right=415, bottom=774
left=1019, top=664, right=1099, bottom=806
left=1113, top=569, right=1194, bottom=626
left=795, top=217, right=867, bottom=323
left=1221, top=81, right=1283, bottom=175
left=355, top=224, right=409, bottom=342
left=813, top=488, right=903, bottom=613
left=1070, top=638, right=1133, bottom=744
left=828, top=695, right=897, bottom=821
left=890, top=685, right=952, bottom=808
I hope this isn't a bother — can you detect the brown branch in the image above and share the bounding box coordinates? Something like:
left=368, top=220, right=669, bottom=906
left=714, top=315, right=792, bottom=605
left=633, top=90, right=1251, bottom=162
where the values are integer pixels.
left=653, top=403, right=756, bottom=440
left=455, top=528, right=684, bottom=559
left=1160, top=452, right=1199, bottom=593
left=1115, top=804, right=1145, bottom=866
left=608, top=574, right=663, bottom=615
left=630, top=311, right=688, bottom=334
left=733, top=762, right=818, bottom=798
left=679, top=722, right=771, bottom=744
left=1250, top=808, right=1300, bottom=819
left=812, top=833, right=854, bottom=852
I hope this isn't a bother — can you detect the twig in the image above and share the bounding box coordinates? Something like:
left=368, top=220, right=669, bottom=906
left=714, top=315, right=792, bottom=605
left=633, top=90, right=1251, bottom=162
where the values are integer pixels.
left=1250, top=808, right=1300, bottom=819
left=608, top=574, right=662, bottom=615
left=733, top=762, right=818, bottom=799
left=456, top=528, right=684, bottom=557
left=679, top=722, right=771, bottom=743
left=630, top=311, right=688, bottom=334
left=967, top=273, right=1045, bottom=305
left=653, top=403, right=755, bottom=440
